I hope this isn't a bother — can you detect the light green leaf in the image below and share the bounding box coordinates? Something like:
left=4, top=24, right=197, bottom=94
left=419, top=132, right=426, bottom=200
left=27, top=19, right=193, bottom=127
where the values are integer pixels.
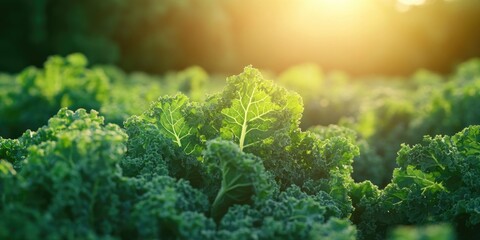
left=220, top=67, right=281, bottom=151
left=148, top=94, right=201, bottom=155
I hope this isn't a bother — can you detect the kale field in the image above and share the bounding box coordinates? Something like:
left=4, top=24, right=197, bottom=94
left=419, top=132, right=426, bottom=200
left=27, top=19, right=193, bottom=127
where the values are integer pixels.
left=1, top=54, right=480, bottom=239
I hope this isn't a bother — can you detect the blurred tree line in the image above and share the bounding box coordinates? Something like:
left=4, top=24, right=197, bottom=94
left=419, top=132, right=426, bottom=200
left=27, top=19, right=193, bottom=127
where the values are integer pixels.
left=1, top=0, right=480, bottom=75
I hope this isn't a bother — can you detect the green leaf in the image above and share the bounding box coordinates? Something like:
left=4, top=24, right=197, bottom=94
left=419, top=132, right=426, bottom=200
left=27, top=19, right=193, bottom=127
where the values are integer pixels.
left=453, top=125, right=480, bottom=156
left=220, top=80, right=278, bottom=150
left=205, top=139, right=271, bottom=221
left=395, top=166, right=447, bottom=195
left=146, top=94, right=202, bottom=155
left=219, top=66, right=295, bottom=151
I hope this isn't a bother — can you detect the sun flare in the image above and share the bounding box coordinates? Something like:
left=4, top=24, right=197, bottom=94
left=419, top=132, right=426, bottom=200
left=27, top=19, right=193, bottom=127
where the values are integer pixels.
left=398, top=0, right=427, bottom=6
left=301, top=0, right=358, bottom=12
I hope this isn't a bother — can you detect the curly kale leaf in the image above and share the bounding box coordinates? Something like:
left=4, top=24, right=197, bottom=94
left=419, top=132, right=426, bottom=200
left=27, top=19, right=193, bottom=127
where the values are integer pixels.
left=263, top=125, right=358, bottom=216
left=349, top=180, right=382, bottom=240
left=356, top=125, right=480, bottom=239
left=218, top=185, right=353, bottom=239
left=310, top=124, right=387, bottom=186
left=204, top=139, right=274, bottom=221
left=393, top=166, right=448, bottom=196
left=0, top=108, right=128, bottom=238
left=310, top=217, right=357, bottom=240
left=123, top=103, right=205, bottom=185
left=129, top=176, right=215, bottom=240
left=220, top=77, right=279, bottom=151
left=143, top=94, right=203, bottom=155
left=0, top=54, right=109, bottom=138
left=453, top=125, right=480, bottom=156
left=19, top=107, right=106, bottom=146
left=209, top=66, right=303, bottom=152
left=0, top=138, right=25, bottom=170
left=3, top=108, right=108, bottom=171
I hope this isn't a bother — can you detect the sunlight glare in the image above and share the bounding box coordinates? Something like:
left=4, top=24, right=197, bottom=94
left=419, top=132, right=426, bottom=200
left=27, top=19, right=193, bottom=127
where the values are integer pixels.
left=303, top=0, right=356, bottom=10
left=398, top=0, right=427, bottom=6
left=299, top=0, right=361, bottom=16
left=396, top=0, right=428, bottom=12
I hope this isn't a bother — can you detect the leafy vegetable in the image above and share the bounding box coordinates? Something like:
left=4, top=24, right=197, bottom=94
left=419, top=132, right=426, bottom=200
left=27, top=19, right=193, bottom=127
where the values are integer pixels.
left=212, top=66, right=303, bottom=152
left=146, top=94, right=203, bottom=154
left=218, top=185, right=355, bottom=239
left=2, top=56, right=480, bottom=240
left=0, top=54, right=109, bottom=138
left=355, top=125, right=480, bottom=239
left=204, top=139, right=273, bottom=221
